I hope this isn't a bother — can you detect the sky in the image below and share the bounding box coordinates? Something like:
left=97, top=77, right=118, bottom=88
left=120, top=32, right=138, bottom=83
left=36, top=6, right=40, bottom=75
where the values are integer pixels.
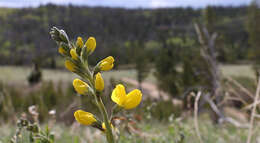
left=0, top=0, right=252, bottom=9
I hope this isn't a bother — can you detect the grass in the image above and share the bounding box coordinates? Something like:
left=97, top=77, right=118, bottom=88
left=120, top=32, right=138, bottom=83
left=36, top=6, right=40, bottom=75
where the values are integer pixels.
left=0, top=64, right=254, bottom=85
left=1, top=115, right=259, bottom=143
left=0, top=64, right=259, bottom=143
left=220, top=64, right=255, bottom=79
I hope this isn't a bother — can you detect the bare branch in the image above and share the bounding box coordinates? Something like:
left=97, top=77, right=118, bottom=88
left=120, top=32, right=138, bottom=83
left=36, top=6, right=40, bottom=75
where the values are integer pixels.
left=225, top=76, right=254, bottom=99
left=204, top=94, right=224, bottom=118
left=243, top=100, right=260, bottom=110
left=204, top=93, right=249, bottom=128
left=194, top=23, right=206, bottom=46
left=225, top=82, right=249, bottom=105
left=246, top=77, right=260, bottom=143
left=194, top=91, right=203, bottom=143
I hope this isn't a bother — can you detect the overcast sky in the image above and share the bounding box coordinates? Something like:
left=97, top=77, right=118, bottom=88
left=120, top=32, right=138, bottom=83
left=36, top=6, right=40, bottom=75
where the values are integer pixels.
left=0, top=0, right=252, bottom=8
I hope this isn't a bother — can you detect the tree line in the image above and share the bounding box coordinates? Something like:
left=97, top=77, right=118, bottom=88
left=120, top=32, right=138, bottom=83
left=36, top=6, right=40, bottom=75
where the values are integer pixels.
left=0, top=4, right=249, bottom=67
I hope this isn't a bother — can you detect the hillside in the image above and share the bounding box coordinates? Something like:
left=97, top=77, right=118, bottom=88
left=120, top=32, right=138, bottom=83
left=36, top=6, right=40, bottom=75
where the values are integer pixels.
left=0, top=4, right=248, bottom=66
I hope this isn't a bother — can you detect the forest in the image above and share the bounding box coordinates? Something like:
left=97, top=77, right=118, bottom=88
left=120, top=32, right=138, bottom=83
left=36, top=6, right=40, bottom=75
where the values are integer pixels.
left=0, top=4, right=249, bottom=67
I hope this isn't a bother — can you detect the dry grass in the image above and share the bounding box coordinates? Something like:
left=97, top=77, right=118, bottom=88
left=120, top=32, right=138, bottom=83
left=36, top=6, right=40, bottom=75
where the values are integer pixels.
left=1, top=115, right=260, bottom=143
left=0, top=64, right=254, bottom=85
left=220, top=64, right=255, bottom=79
left=0, top=66, right=156, bottom=85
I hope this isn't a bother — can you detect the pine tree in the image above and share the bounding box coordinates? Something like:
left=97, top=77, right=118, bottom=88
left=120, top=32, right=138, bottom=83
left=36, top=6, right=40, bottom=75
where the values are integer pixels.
left=203, top=6, right=217, bottom=35
left=247, top=1, right=260, bottom=79
left=125, top=40, right=150, bottom=91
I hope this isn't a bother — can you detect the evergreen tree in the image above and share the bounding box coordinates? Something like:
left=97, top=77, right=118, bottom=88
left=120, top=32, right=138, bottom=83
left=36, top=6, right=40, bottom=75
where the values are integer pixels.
left=125, top=40, right=150, bottom=91
left=247, top=1, right=260, bottom=79
left=203, top=6, right=217, bottom=35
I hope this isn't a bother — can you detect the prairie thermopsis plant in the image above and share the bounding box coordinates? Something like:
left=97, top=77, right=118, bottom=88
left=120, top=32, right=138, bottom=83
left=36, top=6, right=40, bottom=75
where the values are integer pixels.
left=50, top=27, right=142, bottom=143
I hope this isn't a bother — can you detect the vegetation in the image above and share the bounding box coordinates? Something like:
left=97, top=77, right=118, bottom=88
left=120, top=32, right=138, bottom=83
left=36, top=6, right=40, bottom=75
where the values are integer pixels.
left=0, top=5, right=250, bottom=67
left=1, top=115, right=260, bottom=143
left=247, top=1, right=260, bottom=79
left=1, top=2, right=260, bottom=143
left=49, top=27, right=145, bottom=143
left=124, top=40, right=151, bottom=90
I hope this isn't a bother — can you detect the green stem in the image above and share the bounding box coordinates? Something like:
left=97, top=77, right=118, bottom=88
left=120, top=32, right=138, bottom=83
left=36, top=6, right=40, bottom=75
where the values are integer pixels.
left=96, top=96, right=115, bottom=143
left=83, top=70, right=115, bottom=143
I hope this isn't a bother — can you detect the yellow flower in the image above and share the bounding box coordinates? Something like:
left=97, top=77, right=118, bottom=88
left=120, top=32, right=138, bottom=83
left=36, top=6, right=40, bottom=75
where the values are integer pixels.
left=65, top=60, right=76, bottom=72
left=74, top=110, right=96, bottom=125
left=70, top=48, right=78, bottom=60
left=99, top=56, right=115, bottom=71
left=73, top=78, right=89, bottom=95
left=102, top=122, right=114, bottom=131
left=111, top=84, right=142, bottom=109
left=58, top=47, right=66, bottom=55
left=76, top=37, right=84, bottom=48
left=95, top=72, right=104, bottom=92
left=85, top=37, right=96, bottom=54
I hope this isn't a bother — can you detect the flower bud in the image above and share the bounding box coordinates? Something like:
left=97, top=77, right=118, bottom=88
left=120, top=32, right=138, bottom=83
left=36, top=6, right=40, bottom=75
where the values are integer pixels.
left=58, top=47, right=66, bottom=55
left=70, top=49, right=78, bottom=60
left=76, top=37, right=84, bottom=48
left=99, top=56, right=115, bottom=71
left=59, top=30, right=69, bottom=44
left=50, top=27, right=69, bottom=43
left=26, top=124, right=39, bottom=133
left=74, top=110, right=97, bottom=126
left=65, top=60, right=76, bottom=72
left=85, top=37, right=96, bottom=55
left=95, top=73, right=104, bottom=92
left=73, top=78, right=89, bottom=95
left=17, top=119, right=29, bottom=127
left=50, top=27, right=62, bottom=42
left=102, top=122, right=114, bottom=131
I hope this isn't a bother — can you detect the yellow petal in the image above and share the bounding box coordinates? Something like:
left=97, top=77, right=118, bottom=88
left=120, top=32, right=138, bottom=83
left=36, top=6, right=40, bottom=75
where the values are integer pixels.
left=101, top=56, right=114, bottom=63
left=65, top=60, right=76, bottom=72
left=72, top=78, right=89, bottom=95
left=124, top=89, right=142, bottom=109
left=85, top=37, right=96, bottom=53
left=74, top=110, right=96, bottom=125
left=111, top=84, right=126, bottom=106
left=102, top=122, right=114, bottom=131
left=70, top=48, right=78, bottom=60
left=76, top=37, right=84, bottom=48
left=100, top=62, right=114, bottom=71
left=58, top=47, right=66, bottom=55
left=95, top=72, right=104, bottom=92
left=99, top=56, right=115, bottom=71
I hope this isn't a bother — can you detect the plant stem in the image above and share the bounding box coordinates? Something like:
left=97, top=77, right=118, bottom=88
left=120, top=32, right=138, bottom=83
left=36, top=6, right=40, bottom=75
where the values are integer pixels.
left=84, top=71, right=115, bottom=143
left=97, top=96, right=115, bottom=143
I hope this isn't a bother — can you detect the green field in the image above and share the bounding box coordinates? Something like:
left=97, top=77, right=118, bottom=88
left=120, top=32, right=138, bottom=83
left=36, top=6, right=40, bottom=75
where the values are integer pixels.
left=0, top=65, right=258, bottom=143
left=0, top=64, right=255, bottom=85
left=1, top=115, right=259, bottom=143
left=0, top=66, right=140, bottom=84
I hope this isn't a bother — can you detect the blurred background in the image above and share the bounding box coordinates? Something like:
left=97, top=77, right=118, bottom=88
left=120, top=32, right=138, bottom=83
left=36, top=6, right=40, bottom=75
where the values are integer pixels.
left=1, top=0, right=260, bottom=142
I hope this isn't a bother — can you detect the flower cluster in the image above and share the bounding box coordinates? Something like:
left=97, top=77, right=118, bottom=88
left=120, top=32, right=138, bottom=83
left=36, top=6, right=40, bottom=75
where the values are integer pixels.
left=50, top=27, right=142, bottom=143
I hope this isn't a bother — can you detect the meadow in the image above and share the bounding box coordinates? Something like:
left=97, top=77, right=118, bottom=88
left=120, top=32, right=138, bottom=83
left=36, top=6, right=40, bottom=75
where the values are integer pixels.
left=1, top=115, right=260, bottom=143
left=0, top=64, right=258, bottom=143
left=0, top=64, right=254, bottom=84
